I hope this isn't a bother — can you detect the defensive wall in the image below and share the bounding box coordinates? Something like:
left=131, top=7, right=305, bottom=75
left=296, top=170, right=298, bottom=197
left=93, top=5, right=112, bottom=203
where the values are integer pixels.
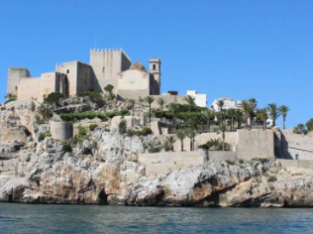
left=50, top=122, right=73, bottom=141
left=278, top=130, right=313, bottom=160
left=277, top=159, right=313, bottom=170
left=138, top=151, right=237, bottom=179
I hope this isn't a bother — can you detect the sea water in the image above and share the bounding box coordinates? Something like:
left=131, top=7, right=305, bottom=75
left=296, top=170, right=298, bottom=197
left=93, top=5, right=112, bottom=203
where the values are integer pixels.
left=0, top=203, right=312, bottom=234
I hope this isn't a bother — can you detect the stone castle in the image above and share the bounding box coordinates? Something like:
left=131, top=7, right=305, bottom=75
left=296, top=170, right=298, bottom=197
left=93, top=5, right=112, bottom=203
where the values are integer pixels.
left=7, top=48, right=161, bottom=102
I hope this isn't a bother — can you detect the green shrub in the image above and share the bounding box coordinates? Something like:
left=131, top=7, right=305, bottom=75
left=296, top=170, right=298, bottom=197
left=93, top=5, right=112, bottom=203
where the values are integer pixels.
left=267, top=175, right=277, bottom=183
left=126, top=127, right=153, bottom=137
left=62, top=144, right=73, bottom=153
left=89, top=124, right=98, bottom=131
left=60, top=112, right=108, bottom=122
left=35, top=116, right=45, bottom=125
left=225, top=160, right=235, bottom=165
left=119, top=109, right=129, bottom=116
left=118, top=119, right=127, bottom=135
left=83, top=91, right=103, bottom=102
left=78, top=127, right=87, bottom=136
left=44, top=92, right=64, bottom=104
left=106, top=111, right=117, bottom=118
left=199, top=139, right=231, bottom=151
left=148, top=145, right=162, bottom=153
left=38, top=131, right=51, bottom=142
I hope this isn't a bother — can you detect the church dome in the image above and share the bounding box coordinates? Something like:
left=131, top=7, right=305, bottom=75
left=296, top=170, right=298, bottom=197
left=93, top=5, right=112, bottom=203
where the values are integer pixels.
left=130, top=61, right=147, bottom=72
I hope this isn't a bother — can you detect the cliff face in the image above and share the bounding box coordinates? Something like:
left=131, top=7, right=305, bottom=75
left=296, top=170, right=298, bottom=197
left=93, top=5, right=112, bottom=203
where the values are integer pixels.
left=1, top=101, right=313, bottom=207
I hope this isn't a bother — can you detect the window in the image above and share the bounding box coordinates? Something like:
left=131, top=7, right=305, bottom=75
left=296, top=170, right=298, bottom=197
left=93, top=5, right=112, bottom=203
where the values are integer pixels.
left=153, top=64, right=156, bottom=71
left=295, top=154, right=299, bottom=160
left=102, top=67, right=105, bottom=73
left=67, top=69, right=70, bottom=74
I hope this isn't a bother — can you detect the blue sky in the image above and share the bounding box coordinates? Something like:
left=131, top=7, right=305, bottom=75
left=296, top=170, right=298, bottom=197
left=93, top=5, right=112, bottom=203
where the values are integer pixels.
left=0, top=0, right=312, bottom=129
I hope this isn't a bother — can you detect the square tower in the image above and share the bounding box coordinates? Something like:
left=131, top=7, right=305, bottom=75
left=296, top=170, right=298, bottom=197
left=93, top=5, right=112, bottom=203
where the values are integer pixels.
left=149, top=58, right=161, bottom=95
left=90, top=48, right=131, bottom=94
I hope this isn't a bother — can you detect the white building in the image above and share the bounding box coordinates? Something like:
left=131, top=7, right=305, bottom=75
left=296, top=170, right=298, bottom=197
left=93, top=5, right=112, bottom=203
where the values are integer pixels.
left=187, top=90, right=207, bottom=107
left=211, top=97, right=241, bottom=111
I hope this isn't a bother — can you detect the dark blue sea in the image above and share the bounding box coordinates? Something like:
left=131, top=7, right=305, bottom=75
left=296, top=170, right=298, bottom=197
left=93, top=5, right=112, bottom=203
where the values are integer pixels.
left=0, top=203, right=312, bottom=234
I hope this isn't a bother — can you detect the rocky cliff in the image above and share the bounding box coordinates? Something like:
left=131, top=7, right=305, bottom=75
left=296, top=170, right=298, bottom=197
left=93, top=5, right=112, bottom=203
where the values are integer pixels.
left=1, top=101, right=313, bottom=207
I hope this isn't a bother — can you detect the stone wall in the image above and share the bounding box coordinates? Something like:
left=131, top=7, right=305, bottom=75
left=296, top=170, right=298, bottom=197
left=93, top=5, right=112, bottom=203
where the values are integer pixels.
left=50, top=122, right=73, bottom=141
left=138, top=151, right=238, bottom=179
left=138, top=151, right=204, bottom=179
left=17, top=72, right=68, bottom=102
left=56, top=61, right=93, bottom=96
left=277, top=159, right=313, bottom=170
left=236, top=129, right=275, bottom=160
left=280, top=130, right=313, bottom=160
left=18, top=77, right=42, bottom=101
left=7, top=67, right=31, bottom=96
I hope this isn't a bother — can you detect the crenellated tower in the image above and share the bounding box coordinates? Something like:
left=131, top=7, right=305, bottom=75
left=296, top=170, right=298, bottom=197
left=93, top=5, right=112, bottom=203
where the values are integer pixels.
left=90, top=48, right=131, bottom=93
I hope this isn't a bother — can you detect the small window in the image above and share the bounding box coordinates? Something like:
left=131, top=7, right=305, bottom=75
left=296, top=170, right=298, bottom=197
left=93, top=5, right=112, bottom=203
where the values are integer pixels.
left=153, top=64, right=156, bottom=70
left=67, top=69, right=70, bottom=74
left=102, top=67, right=105, bottom=73
left=296, top=154, right=299, bottom=160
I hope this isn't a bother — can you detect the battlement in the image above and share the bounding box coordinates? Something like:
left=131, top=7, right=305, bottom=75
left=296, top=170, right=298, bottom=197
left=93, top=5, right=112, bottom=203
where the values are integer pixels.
left=90, top=48, right=123, bottom=54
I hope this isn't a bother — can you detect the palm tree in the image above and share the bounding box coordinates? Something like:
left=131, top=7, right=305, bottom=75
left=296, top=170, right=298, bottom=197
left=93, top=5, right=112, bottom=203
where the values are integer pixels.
left=293, top=123, right=307, bottom=135
left=176, top=129, right=186, bottom=151
left=157, top=97, right=166, bottom=110
left=241, top=101, right=250, bottom=128
left=184, top=95, right=196, bottom=128
left=5, top=93, right=17, bottom=103
left=144, top=96, right=154, bottom=123
left=128, top=99, right=136, bottom=116
left=216, top=100, right=225, bottom=127
left=186, top=128, right=197, bottom=151
left=258, top=109, right=268, bottom=130
left=217, top=124, right=227, bottom=151
left=183, top=95, right=196, bottom=106
left=202, top=109, right=214, bottom=133
left=164, top=136, right=176, bottom=151
left=234, top=109, right=244, bottom=129
left=278, top=105, right=290, bottom=129
left=227, top=108, right=236, bottom=131
left=168, top=103, right=178, bottom=132
left=248, top=98, right=257, bottom=127
left=267, top=103, right=280, bottom=128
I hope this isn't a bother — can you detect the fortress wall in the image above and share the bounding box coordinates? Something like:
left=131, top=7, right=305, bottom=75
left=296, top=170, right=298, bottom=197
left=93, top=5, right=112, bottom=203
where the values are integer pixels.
left=236, top=129, right=275, bottom=160
left=8, top=67, right=31, bottom=96
left=50, top=121, right=73, bottom=141
left=138, top=151, right=204, bottom=179
left=138, top=151, right=238, bottom=179
left=76, top=62, right=94, bottom=94
left=277, top=159, right=313, bottom=170
left=280, top=130, right=313, bottom=160
left=56, top=62, right=78, bottom=96
left=18, top=77, right=42, bottom=101
left=40, top=73, right=58, bottom=101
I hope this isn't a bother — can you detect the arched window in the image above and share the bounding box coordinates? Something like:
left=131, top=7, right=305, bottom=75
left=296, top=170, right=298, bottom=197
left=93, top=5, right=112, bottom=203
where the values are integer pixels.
left=153, top=64, right=156, bottom=71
